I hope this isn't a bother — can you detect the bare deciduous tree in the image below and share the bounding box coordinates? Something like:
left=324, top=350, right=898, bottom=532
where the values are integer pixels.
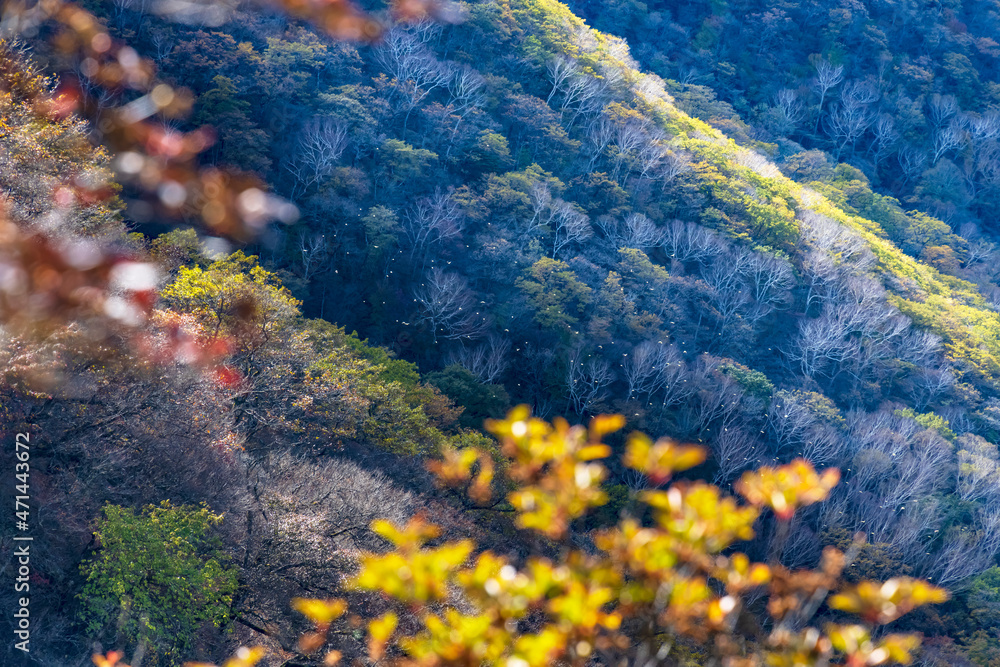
left=545, top=57, right=608, bottom=128
left=284, top=117, right=348, bottom=198
left=772, top=88, right=804, bottom=135
left=655, top=345, right=697, bottom=409
left=957, top=434, right=1000, bottom=502
left=585, top=114, right=616, bottom=171
left=408, top=18, right=444, bottom=44
left=374, top=27, right=452, bottom=130
left=598, top=212, right=664, bottom=251
left=801, top=248, right=837, bottom=315
left=703, top=250, right=757, bottom=337
left=922, top=506, right=1000, bottom=588
left=523, top=181, right=554, bottom=237
left=239, top=455, right=414, bottom=643
left=621, top=340, right=676, bottom=400
left=412, top=269, right=488, bottom=343
left=896, top=330, right=942, bottom=367
left=149, top=29, right=175, bottom=63
left=111, top=0, right=150, bottom=31
left=898, top=145, right=927, bottom=182
left=403, top=190, right=464, bottom=266
left=633, top=132, right=670, bottom=181
left=781, top=516, right=822, bottom=569
left=932, top=117, right=968, bottom=164
left=825, top=80, right=878, bottom=158
left=812, top=59, right=844, bottom=133
left=661, top=219, right=726, bottom=264
left=297, top=232, right=329, bottom=281
left=970, top=110, right=1000, bottom=142
left=655, top=148, right=692, bottom=189
left=688, top=370, right=744, bottom=439
left=447, top=333, right=511, bottom=384
left=790, top=312, right=851, bottom=378
left=765, top=390, right=845, bottom=467
left=869, top=113, right=899, bottom=165
left=743, top=252, right=794, bottom=315
left=256, top=454, right=414, bottom=551
left=545, top=55, right=578, bottom=105
left=566, top=345, right=615, bottom=415
left=878, top=433, right=951, bottom=510
left=608, top=119, right=651, bottom=182
left=444, top=66, right=487, bottom=157
left=963, top=237, right=997, bottom=268
left=712, top=426, right=758, bottom=484
left=927, top=93, right=959, bottom=129
left=789, top=274, right=905, bottom=379
left=908, top=365, right=956, bottom=410
left=551, top=201, right=592, bottom=258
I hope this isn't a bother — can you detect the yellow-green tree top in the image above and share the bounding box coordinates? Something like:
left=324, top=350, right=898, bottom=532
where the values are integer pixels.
left=160, top=251, right=301, bottom=345
left=80, top=502, right=238, bottom=665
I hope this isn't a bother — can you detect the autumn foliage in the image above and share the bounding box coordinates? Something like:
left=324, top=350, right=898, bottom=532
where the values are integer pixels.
left=0, top=0, right=444, bottom=357
left=4, top=0, right=994, bottom=662
left=94, top=408, right=949, bottom=667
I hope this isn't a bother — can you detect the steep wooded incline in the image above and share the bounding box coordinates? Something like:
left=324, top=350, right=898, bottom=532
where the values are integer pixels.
left=6, top=0, right=1000, bottom=663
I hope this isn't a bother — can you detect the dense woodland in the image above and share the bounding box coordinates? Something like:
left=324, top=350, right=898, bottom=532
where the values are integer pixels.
left=7, top=0, right=1000, bottom=664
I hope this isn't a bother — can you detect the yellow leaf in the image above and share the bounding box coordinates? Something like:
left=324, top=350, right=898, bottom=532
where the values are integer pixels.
left=874, top=634, right=921, bottom=665
left=222, top=647, right=266, bottom=667
left=589, top=414, right=625, bottom=438
left=292, top=598, right=347, bottom=626
left=624, top=433, right=706, bottom=484
left=370, top=515, right=441, bottom=548
left=427, top=446, right=478, bottom=486
left=578, top=444, right=612, bottom=461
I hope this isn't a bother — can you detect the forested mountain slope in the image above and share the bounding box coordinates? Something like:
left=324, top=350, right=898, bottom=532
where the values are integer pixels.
left=567, top=0, right=1000, bottom=237
left=113, top=0, right=1000, bottom=568
left=7, top=0, right=1000, bottom=663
